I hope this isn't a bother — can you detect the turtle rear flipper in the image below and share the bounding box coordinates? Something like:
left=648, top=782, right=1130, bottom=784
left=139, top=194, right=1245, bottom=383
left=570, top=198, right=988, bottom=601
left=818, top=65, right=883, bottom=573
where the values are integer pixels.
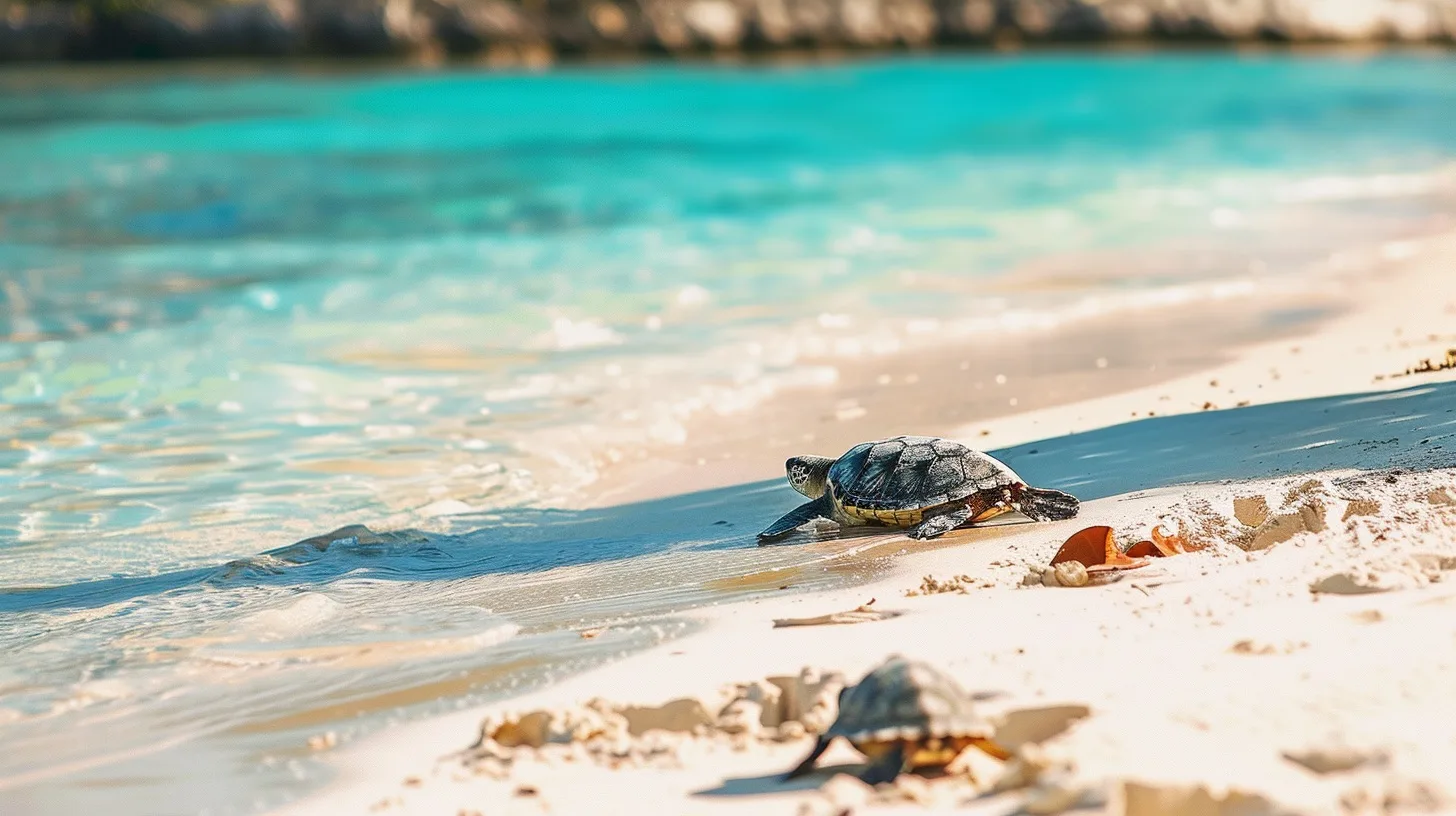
left=857, top=742, right=907, bottom=785
left=758, top=496, right=834, bottom=544
left=783, top=735, right=833, bottom=780
left=1018, top=486, right=1079, bottom=521
left=908, top=505, right=973, bottom=540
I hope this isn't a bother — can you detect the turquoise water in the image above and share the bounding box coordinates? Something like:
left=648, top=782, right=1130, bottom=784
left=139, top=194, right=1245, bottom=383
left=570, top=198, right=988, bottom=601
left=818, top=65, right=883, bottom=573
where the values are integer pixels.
left=3, top=53, right=1456, bottom=813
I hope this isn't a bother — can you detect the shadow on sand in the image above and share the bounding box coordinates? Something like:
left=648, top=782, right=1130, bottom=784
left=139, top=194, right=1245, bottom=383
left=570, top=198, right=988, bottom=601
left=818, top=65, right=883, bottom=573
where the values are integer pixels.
left=4, top=381, right=1454, bottom=614
left=695, top=768, right=837, bottom=797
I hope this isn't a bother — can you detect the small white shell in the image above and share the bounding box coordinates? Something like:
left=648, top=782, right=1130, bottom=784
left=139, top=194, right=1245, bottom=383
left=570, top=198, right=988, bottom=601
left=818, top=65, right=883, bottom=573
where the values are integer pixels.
left=1050, top=561, right=1090, bottom=588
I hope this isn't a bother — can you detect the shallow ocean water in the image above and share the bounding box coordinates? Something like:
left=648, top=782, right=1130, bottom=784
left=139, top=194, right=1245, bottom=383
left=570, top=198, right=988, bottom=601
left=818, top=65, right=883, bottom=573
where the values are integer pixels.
left=2, top=52, right=1456, bottom=812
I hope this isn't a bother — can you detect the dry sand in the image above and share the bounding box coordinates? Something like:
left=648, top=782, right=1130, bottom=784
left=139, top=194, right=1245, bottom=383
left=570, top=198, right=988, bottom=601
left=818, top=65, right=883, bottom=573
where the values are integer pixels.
left=280, top=230, right=1456, bottom=816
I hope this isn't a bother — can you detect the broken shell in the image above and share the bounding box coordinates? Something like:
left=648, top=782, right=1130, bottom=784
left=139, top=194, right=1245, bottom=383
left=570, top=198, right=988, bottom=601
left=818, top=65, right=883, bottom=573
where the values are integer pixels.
left=990, top=744, right=1052, bottom=792
left=1150, top=519, right=1200, bottom=554
left=1124, top=540, right=1162, bottom=558
left=1025, top=771, right=1097, bottom=815
left=1050, top=526, right=1148, bottom=573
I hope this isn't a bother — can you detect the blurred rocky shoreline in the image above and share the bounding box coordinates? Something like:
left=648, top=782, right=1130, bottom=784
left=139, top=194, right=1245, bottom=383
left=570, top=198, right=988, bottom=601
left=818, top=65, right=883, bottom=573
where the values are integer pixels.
left=1, top=0, right=1453, bottom=62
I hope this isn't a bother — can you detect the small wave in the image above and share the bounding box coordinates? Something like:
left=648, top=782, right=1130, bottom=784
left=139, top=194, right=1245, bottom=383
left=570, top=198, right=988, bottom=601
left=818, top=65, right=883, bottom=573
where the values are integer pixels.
left=206, top=525, right=447, bottom=586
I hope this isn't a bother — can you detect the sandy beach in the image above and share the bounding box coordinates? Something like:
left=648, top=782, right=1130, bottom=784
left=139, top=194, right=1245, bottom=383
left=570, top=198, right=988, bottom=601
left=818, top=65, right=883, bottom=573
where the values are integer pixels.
left=271, top=220, right=1456, bottom=816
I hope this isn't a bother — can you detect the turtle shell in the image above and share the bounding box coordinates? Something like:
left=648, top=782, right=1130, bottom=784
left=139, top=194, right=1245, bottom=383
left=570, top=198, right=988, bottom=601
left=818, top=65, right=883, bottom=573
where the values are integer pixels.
left=827, top=436, right=1019, bottom=512
left=827, top=656, right=996, bottom=744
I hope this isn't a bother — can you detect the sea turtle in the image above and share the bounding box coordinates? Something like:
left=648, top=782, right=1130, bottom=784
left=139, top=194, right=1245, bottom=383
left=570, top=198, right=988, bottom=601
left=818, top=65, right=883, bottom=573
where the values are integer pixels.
left=784, top=656, right=1010, bottom=784
left=757, top=435, right=1078, bottom=543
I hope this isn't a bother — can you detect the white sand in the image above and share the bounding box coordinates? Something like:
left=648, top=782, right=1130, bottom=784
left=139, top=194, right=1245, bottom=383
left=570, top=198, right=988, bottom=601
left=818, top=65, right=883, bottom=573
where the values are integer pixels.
left=280, top=232, right=1456, bottom=816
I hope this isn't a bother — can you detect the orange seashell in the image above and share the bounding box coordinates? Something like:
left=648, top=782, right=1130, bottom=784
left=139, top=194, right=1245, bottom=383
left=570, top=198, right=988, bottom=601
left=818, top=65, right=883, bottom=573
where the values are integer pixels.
left=1124, top=540, right=1163, bottom=558
left=1150, top=519, right=1204, bottom=555
left=1050, top=526, right=1148, bottom=572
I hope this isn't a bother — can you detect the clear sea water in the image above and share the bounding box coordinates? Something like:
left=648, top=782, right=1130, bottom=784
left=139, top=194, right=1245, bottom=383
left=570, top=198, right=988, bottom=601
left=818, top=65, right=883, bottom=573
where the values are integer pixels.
left=2, top=52, right=1456, bottom=813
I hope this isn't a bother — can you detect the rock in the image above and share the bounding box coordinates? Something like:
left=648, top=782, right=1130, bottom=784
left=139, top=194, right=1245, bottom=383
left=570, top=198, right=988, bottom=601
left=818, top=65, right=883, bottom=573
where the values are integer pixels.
left=1245, top=513, right=1307, bottom=550
left=1233, top=496, right=1271, bottom=528
left=218, top=0, right=304, bottom=54
left=483, top=704, right=624, bottom=748
left=1191, top=0, right=1269, bottom=39
left=641, top=0, right=748, bottom=49
left=431, top=0, right=543, bottom=54
left=1008, top=0, right=1151, bottom=38
left=683, top=0, right=744, bottom=45
left=767, top=667, right=845, bottom=734
left=0, top=2, right=86, bottom=60
left=1338, top=776, right=1452, bottom=813
left=6, top=0, right=1456, bottom=59
left=993, top=703, right=1091, bottom=749
left=716, top=697, right=764, bottom=737
left=1309, top=571, right=1388, bottom=595
left=1116, top=779, right=1287, bottom=815
left=858, top=0, right=938, bottom=45
left=820, top=773, right=874, bottom=810
left=1282, top=745, right=1387, bottom=775
left=1342, top=498, right=1381, bottom=520
left=735, top=679, right=785, bottom=726
left=1385, top=0, right=1441, bottom=40
left=561, top=0, right=653, bottom=50
left=746, top=0, right=838, bottom=45
left=776, top=719, right=807, bottom=740
left=77, top=0, right=299, bottom=59
left=617, top=697, right=716, bottom=735
left=1412, top=553, right=1456, bottom=572
left=1025, top=768, right=1103, bottom=814
left=1243, top=498, right=1328, bottom=551
left=990, top=743, right=1055, bottom=792
left=300, top=0, right=433, bottom=55
left=1261, top=0, right=1441, bottom=40
left=1437, top=0, right=1456, bottom=38
left=934, top=0, right=999, bottom=40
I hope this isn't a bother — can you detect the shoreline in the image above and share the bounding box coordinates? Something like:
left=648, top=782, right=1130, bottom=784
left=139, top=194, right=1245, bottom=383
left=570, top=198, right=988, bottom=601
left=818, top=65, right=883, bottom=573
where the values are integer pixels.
left=279, top=228, right=1456, bottom=813
left=0, top=42, right=1452, bottom=84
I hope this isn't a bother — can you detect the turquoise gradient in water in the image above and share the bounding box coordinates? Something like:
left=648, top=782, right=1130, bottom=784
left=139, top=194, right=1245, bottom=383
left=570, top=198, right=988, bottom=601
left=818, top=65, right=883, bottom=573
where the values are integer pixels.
left=2, top=53, right=1456, bottom=813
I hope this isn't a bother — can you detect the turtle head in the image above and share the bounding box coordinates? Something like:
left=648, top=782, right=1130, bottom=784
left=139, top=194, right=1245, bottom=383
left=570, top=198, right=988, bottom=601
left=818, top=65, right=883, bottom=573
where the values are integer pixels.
left=785, top=455, right=834, bottom=499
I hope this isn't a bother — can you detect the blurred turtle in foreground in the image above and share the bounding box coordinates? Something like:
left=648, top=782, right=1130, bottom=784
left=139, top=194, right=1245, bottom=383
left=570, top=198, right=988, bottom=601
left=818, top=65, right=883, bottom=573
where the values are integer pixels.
left=784, top=656, right=1010, bottom=784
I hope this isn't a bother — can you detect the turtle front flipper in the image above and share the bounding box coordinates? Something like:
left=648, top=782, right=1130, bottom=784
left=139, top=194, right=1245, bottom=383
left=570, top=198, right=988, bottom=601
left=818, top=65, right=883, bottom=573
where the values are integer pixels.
left=758, top=496, right=835, bottom=544
left=1017, top=486, right=1080, bottom=521
left=857, top=742, right=908, bottom=785
left=783, top=735, right=833, bottom=780
left=907, top=505, right=973, bottom=540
